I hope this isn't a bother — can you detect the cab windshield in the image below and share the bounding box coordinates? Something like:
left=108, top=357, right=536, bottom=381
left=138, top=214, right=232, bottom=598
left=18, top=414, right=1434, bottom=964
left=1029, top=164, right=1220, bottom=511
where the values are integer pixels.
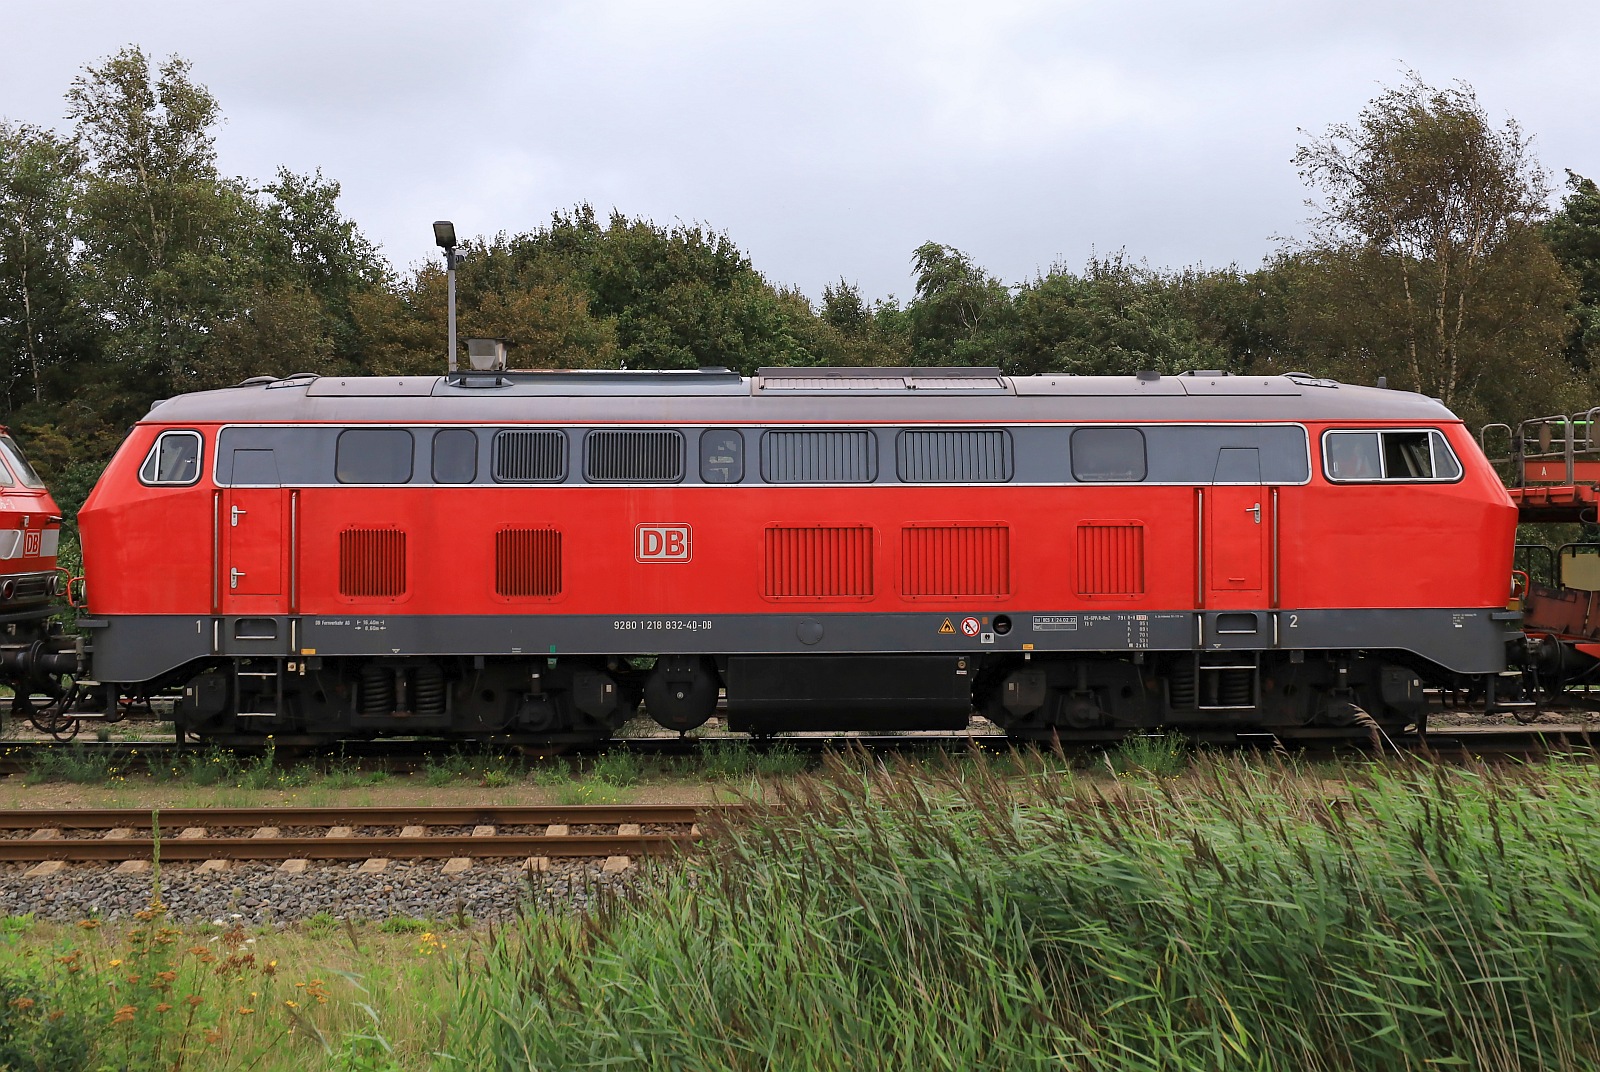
left=0, top=436, right=46, bottom=488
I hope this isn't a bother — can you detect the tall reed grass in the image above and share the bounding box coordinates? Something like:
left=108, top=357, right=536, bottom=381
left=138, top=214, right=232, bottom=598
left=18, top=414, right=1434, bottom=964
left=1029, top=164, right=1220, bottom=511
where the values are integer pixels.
left=462, top=754, right=1600, bottom=1071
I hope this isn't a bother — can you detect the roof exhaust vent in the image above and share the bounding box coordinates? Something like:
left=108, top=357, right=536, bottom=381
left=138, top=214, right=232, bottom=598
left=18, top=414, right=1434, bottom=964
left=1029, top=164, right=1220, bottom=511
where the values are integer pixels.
left=466, top=338, right=507, bottom=372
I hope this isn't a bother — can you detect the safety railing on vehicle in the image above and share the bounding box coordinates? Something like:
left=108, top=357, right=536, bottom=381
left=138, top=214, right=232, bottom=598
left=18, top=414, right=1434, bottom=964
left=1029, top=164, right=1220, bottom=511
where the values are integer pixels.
left=1480, top=407, right=1600, bottom=487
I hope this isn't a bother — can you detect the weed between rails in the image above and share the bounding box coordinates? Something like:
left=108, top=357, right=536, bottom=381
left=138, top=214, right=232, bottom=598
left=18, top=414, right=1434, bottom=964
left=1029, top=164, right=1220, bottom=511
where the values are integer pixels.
left=463, top=752, right=1600, bottom=1071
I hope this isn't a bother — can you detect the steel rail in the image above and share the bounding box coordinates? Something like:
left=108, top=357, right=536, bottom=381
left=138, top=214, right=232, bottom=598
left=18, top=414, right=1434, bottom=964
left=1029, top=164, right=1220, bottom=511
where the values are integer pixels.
left=0, top=833, right=688, bottom=863
left=0, top=804, right=716, bottom=831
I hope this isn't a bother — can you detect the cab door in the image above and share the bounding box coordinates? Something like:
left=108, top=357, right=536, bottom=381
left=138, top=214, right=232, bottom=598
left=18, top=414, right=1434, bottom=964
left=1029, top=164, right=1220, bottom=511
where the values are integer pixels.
left=1205, top=447, right=1267, bottom=608
left=222, top=448, right=286, bottom=610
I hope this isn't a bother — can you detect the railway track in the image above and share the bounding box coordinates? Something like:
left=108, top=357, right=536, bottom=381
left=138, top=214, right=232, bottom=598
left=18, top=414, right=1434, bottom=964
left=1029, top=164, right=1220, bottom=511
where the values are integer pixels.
left=0, top=804, right=713, bottom=874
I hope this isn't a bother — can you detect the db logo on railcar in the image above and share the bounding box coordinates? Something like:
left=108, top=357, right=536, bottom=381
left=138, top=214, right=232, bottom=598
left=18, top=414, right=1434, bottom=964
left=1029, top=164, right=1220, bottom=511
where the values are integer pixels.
left=636, top=524, right=692, bottom=562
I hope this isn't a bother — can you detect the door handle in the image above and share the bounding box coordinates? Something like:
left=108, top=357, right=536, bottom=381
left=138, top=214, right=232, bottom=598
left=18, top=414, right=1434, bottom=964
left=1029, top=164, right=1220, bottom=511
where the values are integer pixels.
left=1246, top=503, right=1261, bottom=524
left=230, top=567, right=244, bottom=590
left=231, top=505, right=247, bottom=527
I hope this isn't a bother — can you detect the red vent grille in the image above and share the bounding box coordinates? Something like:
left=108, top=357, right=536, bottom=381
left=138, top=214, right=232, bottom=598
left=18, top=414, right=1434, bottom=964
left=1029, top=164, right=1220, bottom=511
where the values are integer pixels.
left=1076, top=522, right=1144, bottom=596
left=902, top=525, right=1010, bottom=597
left=339, top=528, right=406, bottom=597
left=764, top=526, right=873, bottom=598
left=496, top=528, right=562, bottom=597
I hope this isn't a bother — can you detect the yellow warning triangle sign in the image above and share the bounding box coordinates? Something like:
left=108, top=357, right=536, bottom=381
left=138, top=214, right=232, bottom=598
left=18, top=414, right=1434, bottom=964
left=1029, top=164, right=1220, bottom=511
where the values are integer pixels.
left=939, top=618, right=955, bottom=634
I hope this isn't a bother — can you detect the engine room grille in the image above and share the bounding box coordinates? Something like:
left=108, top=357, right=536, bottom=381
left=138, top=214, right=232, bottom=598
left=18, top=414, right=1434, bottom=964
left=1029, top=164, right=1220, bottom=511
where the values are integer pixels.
left=585, top=429, right=684, bottom=483
left=339, top=528, right=407, bottom=597
left=1076, top=522, right=1144, bottom=596
left=901, top=525, right=1010, bottom=597
left=896, top=430, right=1013, bottom=483
left=760, top=430, right=876, bottom=483
left=493, top=430, right=567, bottom=482
left=495, top=527, right=562, bottom=597
left=764, top=526, right=874, bottom=598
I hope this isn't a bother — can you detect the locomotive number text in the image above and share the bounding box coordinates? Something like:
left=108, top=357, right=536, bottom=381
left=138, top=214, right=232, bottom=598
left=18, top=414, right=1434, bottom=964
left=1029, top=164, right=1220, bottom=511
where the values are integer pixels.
left=613, top=618, right=714, bottom=632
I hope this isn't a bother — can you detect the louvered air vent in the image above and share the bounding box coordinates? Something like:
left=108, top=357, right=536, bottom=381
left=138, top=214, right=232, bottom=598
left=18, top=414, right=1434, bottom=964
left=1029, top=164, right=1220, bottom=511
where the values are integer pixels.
left=493, top=430, right=566, bottom=482
left=897, top=430, right=1013, bottom=483
left=1076, top=522, right=1144, bottom=597
left=585, top=430, right=684, bottom=482
left=760, top=431, right=876, bottom=483
left=764, top=526, right=874, bottom=598
left=339, top=528, right=406, bottom=597
left=496, top=528, right=562, bottom=597
left=902, top=525, right=1010, bottom=597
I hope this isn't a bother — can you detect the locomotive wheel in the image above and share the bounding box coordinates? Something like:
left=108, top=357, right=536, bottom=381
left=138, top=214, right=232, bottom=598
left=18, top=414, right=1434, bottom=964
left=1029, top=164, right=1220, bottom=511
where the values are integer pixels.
left=644, top=656, right=719, bottom=733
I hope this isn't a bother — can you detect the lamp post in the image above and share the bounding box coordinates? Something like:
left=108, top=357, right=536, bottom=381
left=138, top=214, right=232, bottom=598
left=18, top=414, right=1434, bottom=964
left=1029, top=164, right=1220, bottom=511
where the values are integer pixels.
left=433, top=220, right=459, bottom=372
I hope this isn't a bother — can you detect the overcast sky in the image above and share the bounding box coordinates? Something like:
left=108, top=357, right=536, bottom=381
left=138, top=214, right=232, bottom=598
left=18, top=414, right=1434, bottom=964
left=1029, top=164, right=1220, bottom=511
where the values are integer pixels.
left=6, top=1, right=1597, bottom=301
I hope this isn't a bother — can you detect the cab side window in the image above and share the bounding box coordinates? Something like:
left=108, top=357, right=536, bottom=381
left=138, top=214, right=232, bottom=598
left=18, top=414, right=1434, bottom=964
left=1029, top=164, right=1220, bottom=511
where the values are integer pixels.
left=138, top=430, right=204, bottom=486
left=1324, top=429, right=1461, bottom=483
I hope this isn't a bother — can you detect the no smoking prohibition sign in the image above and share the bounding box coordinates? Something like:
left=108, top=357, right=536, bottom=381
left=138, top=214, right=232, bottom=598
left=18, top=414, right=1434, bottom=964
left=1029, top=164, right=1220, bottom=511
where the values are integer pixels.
left=960, top=617, right=981, bottom=637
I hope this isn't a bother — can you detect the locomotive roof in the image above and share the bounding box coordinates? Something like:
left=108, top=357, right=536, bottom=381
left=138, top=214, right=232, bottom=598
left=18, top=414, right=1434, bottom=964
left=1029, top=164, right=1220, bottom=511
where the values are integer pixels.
left=142, top=368, right=1460, bottom=425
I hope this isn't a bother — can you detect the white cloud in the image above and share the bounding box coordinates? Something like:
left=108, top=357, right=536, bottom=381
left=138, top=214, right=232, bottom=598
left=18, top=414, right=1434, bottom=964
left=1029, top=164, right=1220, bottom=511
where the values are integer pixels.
left=5, top=0, right=1598, bottom=298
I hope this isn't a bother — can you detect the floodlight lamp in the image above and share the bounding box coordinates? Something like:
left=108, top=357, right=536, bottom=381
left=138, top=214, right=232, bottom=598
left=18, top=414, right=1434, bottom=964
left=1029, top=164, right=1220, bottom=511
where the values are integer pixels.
left=433, top=220, right=457, bottom=249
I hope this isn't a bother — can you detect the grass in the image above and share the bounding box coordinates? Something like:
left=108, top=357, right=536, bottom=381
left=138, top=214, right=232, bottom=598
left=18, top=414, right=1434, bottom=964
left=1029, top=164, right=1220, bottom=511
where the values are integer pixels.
left=21, top=745, right=117, bottom=785
left=459, top=753, right=1600, bottom=1071
left=15, top=736, right=821, bottom=796
left=1106, top=730, right=1193, bottom=776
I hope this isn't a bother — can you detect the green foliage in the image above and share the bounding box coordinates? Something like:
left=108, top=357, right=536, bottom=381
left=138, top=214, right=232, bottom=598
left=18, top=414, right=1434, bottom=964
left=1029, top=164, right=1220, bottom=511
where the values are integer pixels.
left=1291, top=72, right=1579, bottom=424
left=906, top=241, right=1016, bottom=365
left=0, top=121, right=89, bottom=416
left=589, top=750, right=642, bottom=787
left=305, top=912, right=342, bottom=939
left=321, top=757, right=388, bottom=790
left=554, top=780, right=620, bottom=806
left=0, top=968, right=93, bottom=1071
left=1547, top=170, right=1600, bottom=374
left=23, top=745, right=114, bottom=785
left=176, top=747, right=240, bottom=787
left=464, top=758, right=1600, bottom=1070
left=1107, top=732, right=1192, bottom=776
left=699, top=739, right=757, bottom=780
left=1008, top=252, right=1232, bottom=376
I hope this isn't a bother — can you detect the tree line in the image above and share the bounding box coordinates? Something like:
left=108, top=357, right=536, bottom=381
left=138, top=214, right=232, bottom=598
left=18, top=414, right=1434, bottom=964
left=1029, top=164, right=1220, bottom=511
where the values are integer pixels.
left=4, top=50, right=1599, bottom=509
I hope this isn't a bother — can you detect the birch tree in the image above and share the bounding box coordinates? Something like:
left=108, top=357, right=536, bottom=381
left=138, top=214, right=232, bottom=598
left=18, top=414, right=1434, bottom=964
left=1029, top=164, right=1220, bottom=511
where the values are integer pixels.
left=1292, top=74, right=1574, bottom=420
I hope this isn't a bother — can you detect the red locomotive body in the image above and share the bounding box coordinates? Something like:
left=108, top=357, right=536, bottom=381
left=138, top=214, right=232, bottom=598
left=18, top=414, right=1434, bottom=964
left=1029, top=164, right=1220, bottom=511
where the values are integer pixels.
left=0, top=429, right=76, bottom=710
left=76, top=367, right=1518, bottom=743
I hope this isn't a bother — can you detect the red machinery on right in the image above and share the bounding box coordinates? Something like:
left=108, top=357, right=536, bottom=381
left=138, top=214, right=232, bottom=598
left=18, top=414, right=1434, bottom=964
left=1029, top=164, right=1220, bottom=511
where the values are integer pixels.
left=1482, top=409, right=1600, bottom=709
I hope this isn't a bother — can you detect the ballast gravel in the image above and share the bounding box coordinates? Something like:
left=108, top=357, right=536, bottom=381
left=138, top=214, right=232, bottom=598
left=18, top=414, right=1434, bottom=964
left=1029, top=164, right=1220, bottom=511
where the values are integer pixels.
left=0, top=859, right=643, bottom=924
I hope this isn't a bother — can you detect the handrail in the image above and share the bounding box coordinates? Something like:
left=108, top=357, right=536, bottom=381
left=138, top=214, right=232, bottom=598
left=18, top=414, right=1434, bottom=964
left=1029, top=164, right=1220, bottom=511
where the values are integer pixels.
left=1485, top=408, right=1600, bottom=488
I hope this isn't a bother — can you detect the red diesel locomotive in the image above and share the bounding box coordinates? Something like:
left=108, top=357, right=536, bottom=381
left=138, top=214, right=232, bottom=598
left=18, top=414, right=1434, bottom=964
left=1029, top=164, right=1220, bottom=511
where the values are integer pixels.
left=74, top=366, right=1519, bottom=744
left=0, top=428, right=78, bottom=718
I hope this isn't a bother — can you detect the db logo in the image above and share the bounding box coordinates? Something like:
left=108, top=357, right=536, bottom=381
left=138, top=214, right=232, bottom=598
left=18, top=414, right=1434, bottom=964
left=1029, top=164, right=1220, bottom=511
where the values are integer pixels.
left=636, top=525, right=691, bottom=562
left=22, top=532, right=41, bottom=557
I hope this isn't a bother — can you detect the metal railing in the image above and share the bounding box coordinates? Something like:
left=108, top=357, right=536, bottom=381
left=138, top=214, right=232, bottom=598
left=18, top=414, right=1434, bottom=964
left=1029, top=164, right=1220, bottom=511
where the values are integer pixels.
left=1480, top=407, right=1600, bottom=487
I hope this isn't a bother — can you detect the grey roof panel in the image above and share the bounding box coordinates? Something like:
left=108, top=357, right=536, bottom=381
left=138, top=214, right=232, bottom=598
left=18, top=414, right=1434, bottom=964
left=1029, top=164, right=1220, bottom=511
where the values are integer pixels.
left=306, top=377, right=435, bottom=397
left=1012, top=376, right=1189, bottom=397
left=1179, top=376, right=1303, bottom=396
left=140, top=371, right=1460, bottom=425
